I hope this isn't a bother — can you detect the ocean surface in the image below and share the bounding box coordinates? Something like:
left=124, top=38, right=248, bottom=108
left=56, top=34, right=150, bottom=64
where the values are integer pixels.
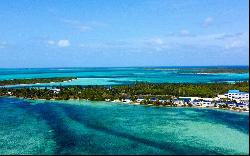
left=0, top=66, right=249, bottom=154
left=0, top=66, right=249, bottom=88
left=0, top=97, right=248, bottom=155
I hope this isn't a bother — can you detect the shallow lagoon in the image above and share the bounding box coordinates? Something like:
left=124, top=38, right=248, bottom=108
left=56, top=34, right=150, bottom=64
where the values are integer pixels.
left=0, top=97, right=248, bottom=155
left=0, top=67, right=249, bottom=88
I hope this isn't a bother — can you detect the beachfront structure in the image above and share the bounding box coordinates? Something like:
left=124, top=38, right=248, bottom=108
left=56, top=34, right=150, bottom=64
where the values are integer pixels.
left=122, top=99, right=132, bottom=103
left=49, top=88, right=61, bottom=94
left=173, top=98, right=191, bottom=106
left=173, top=99, right=181, bottom=105
left=159, top=99, right=169, bottom=103
left=149, top=98, right=157, bottom=102
left=192, top=100, right=212, bottom=107
left=192, top=100, right=202, bottom=106
left=217, top=94, right=227, bottom=99
left=225, top=101, right=236, bottom=107
left=215, top=101, right=224, bottom=107
left=199, top=97, right=218, bottom=101
left=179, top=97, right=199, bottom=101
left=236, top=103, right=249, bottom=110
left=202, top=100, right=213, bottom=107
left=224, top=90, right=249, bottom=101
left=136, top=98, right=144, bottom=103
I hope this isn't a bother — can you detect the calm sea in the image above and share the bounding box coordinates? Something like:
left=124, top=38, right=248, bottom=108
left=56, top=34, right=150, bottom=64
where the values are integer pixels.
left=0, top=66, right=249, bottom=154
left=0, top=97, right=248, bottom=155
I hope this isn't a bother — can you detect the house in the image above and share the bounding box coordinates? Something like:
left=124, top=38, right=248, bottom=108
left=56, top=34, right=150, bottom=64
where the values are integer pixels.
left=224, top=90, right=249, bottom=101
left=179, top=97, right=199, bottom=101
left=136, top=98, right=144, bottom=103
left=240, top=101, right=249, bottom=105
left=192, top=100, right=212, bottom=107
left=192, top=100, right=202, bottom=106
left=202, top=100, right=212, bottom=107
left=225, top=101, right=236, bottom=107
left=199, top=98, right=214, bottom=101
left=122, top=99, right=132, bottom=103
left=236, top=103, right=249, bottom=109
left=159, top=99, right=169, bottom=103
left=178, top=97, right=191, bottom=104
left=173, top=99, right=181, bottom=105
left=214, top=101, right=225, bottom=107
left=149, top=98, right=157, bottom=102
left=49, top=88, right=61, bottom=94
left=217, top=94, right=227, bottom=99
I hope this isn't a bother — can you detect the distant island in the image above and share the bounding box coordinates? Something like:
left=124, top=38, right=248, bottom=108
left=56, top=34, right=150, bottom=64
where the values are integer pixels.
left=0, top=77, right=77, bottom=86
left=144, top=66, right=249, bottom=73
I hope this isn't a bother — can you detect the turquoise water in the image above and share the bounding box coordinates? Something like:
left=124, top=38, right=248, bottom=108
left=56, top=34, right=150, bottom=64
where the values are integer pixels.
left=0, top=97, right=248, bottom=155
left=0, top=67, right=249, bottom=87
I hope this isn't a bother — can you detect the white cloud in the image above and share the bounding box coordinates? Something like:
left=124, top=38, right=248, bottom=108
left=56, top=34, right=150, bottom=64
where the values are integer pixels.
left=78, top=32, right=249, bottom=52
left=62, top=19, right=91, bottom=32
left=57, top=40, right=70, bottom=47
left=62, top=19, right=98, bottom=32
left=61, top=19, right=106, bottom=32
left=203, top=17, right=213, bottom=27
left=225, top=40, right=244, bottom=49
left=47, top=39, right=70, bottom=47
left=47, top=40, right=55, bottom=45
left=148, top=38, right=164, bottom=45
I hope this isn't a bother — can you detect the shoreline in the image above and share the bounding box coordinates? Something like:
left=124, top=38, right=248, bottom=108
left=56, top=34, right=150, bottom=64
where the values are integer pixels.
left=2, top=95, right=248, bottom=114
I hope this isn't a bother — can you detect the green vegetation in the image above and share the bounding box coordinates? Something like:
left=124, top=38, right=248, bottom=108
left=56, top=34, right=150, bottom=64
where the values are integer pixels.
left=145, top=66, right=249, bottom=73
left=0, top=77, right=77, bottom=86
left=0, top=81, right=248, bottom=102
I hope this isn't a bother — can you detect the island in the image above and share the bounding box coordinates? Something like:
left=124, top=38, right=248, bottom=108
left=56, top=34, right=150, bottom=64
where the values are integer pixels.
left=0, top=77, right=77, bottom=86
left=0, top=78, right=249, bottom=112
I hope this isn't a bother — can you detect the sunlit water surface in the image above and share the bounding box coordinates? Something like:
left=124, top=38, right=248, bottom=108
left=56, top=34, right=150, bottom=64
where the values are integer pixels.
left=0, top=97, right=248, bottom=155
left=0, top=67, right=249, bottom=88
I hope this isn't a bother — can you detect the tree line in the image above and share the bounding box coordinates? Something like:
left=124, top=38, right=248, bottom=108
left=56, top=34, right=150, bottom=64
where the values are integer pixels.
left=0, top=81, right=248, bottom=101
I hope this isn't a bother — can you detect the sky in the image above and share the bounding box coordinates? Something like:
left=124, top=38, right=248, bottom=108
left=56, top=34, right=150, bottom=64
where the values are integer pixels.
left=0, top=0, right=249, bottom=68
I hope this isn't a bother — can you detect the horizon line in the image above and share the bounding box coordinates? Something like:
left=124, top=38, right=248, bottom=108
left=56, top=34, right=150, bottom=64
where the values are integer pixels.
left=0, top=65, right=249, bottom=69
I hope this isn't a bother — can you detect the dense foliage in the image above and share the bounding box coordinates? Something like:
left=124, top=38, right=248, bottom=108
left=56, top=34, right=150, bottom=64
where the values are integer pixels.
left=0, top=77, right=76, bottom=86
left=0, top=81, right=248, bottom=101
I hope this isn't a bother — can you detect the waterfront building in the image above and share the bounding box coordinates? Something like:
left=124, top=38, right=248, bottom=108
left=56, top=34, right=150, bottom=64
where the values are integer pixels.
left=136, top=98, right=144, bottom=103
left=225, top=101, right=236, bottom=107
left=179, top=97, right=199, bottom=101
left=192, top=100, right=212, bottom=107
left=49, top=88, right=61, bottom=94
left=173, top=99, right=181, bottom=105
left=224, top=90, right=249, bottom=101
left=149, top=98, right=157, bottom=102
left=236, top=102, right=249, bottom=110
left=159, top=99, right=167, bottom=103
left=217, top=94, right=227, bottom=99
left=122, top=99, right=132, bottom=103
left=192, top=100, right=202, bottom=106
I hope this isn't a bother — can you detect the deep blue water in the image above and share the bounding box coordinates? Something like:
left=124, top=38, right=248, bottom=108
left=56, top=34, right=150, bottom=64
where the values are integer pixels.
left=0, top=97, right=248, bottom=155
